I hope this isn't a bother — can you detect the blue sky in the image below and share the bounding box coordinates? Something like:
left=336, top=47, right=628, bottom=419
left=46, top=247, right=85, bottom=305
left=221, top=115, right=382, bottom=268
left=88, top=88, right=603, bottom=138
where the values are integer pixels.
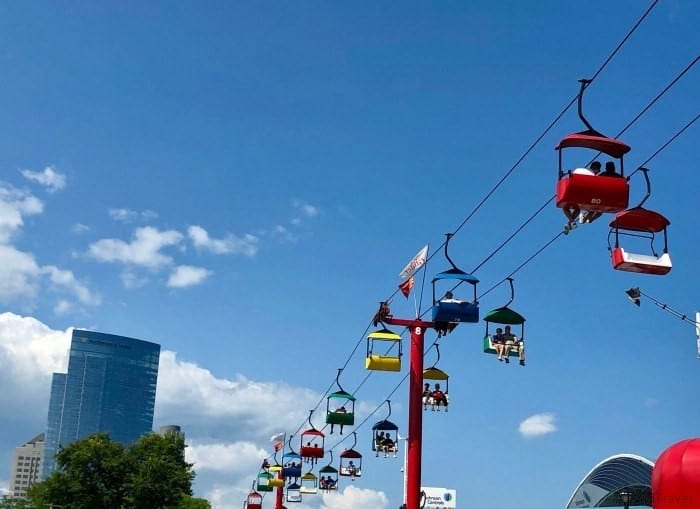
left=0, top=2, right=698, bottom=508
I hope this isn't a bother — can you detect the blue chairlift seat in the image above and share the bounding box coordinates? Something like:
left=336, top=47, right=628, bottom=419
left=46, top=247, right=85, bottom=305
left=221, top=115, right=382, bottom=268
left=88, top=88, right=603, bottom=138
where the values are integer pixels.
left=431, top=270, right=480, bottom=323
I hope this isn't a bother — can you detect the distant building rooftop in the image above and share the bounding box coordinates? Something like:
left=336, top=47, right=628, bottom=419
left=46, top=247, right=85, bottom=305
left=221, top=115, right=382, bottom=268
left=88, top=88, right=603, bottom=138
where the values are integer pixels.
left=566, top=454, right=653, bottom=508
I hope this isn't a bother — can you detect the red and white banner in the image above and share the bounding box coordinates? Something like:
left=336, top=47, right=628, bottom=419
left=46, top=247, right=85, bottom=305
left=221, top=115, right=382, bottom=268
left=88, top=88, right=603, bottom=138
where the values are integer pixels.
left=399, top=245, right=428, bottom=280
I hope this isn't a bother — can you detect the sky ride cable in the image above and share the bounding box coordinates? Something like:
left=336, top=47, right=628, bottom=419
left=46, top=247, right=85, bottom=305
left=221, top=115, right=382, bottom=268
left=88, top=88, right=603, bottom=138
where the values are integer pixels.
left=468, top=53, right=700, bottom=288
left=332, top=0, right=662, bottom=388
left=251, top=0, right=663, bottom=476
left=478, top=114, right=699, bottom=300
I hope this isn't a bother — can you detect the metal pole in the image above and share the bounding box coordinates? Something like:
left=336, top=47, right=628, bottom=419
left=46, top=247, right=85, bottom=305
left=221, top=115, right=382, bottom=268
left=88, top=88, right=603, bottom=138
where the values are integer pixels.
left=384, top=317, right=432, bottom=509
left=275, top=470, right=284, bottom=509
left=398, top=433, right=408, bottom=506
left=407, top=324, right=425, bottom=509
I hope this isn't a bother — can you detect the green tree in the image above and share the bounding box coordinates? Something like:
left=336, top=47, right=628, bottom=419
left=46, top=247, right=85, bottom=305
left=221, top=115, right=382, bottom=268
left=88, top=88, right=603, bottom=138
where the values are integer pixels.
left=177, top=497, right=212, bottom=509
left=0, top=497, right=34, bottom=509
left=126, top=433, right=194, bottom=509
left=29, top=433, right=129, bottom=509
left=28, top=432, right=199, bottom=509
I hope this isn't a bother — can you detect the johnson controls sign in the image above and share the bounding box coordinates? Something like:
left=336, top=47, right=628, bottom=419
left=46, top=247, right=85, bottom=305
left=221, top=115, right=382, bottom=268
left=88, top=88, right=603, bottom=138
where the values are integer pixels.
left=421, top=486, right=457, bottom=509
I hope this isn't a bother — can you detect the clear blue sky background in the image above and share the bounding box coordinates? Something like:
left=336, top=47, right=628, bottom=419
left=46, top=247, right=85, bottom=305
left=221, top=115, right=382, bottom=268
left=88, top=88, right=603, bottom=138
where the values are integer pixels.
left=0, top=2, right=698, bottom=508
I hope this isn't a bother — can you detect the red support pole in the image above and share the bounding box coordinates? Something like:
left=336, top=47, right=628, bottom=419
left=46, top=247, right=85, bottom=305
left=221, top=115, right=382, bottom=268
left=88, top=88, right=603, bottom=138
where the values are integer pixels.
left=275, top=472, right=284, bottom=509
left=407, top=323, right=425, bottom=509
left=384, top=317, right=433, bottom=509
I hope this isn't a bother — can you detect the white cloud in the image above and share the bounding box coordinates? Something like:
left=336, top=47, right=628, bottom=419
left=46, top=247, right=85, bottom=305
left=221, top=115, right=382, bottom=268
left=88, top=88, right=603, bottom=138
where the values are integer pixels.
left=88, top=226, right=183, bottom=269
left=0, top=183, right=44, bottom=243
left=293, top=200, right=320, bottom=219
left=518, top=412, right=557, bottom=439
left=120, top=269, right=149, bottom=288
left=72, top=223, right=90, bottom=234
left=186, top=441, right=266, bottom=474
left=54, top=300, right=72, bottom=315
left=0, top=313, right=71, bottom=405
left=271, top=225, right=297, bottom=243
left=167, top=265, right=212, bottom=288
left=154, top=351, right=317, bottom=438
left=109, top=208, right=158, bottom=223
left=42, top=265, right=101, bottom=306
left=187, top=225, right=259, bottom=257
left=20, top=166, right=66, bottom=193
left=320, top=485, right=389, bottom=509
left=0, top=244, right=41, bottom=304
left=0, top=313, right=329, bottom=509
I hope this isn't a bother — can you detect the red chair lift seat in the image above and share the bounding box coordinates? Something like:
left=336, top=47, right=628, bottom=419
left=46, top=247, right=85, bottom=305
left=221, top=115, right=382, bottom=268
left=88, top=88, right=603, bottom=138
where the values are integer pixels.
left=609, top=208, right=672, bottom=275
left=556, top=132, right=631, bottom=213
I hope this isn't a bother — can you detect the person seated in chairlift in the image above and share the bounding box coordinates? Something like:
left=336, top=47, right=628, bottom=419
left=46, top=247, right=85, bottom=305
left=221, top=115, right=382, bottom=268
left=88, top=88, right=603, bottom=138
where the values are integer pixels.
left=440, top=291, right=468, bottom=304
left=563, top=161, right=602, bottom=233
left=502, top=325, right=525, bottom=366
left=492, top=327, right=506, bottom=362
left=381, top=433, right=396, bottom=457
left=346, top=460, right=358, bottom=477
left=430, top=383, right=448, bottom=412
left=330, top=405, right=347, bottom=435
left=375, top=431, right=385, bottom=456
left=600, top=160, right=623, bottom=177
left=422, top=383, right=432, bottom=410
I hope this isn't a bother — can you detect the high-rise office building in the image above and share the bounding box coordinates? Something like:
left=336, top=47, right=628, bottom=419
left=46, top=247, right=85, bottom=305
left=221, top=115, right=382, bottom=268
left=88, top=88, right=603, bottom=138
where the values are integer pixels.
left=42, top=329, right=160, bottom=479
left=8, top=433, right=44, bottom=498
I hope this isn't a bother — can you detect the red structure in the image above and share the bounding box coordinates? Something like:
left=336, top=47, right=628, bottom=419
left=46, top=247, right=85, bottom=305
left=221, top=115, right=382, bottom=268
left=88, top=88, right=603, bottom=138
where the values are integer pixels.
left=384, top=316, right=435, bottom=509
left=652, top=438, right=700, bottom=509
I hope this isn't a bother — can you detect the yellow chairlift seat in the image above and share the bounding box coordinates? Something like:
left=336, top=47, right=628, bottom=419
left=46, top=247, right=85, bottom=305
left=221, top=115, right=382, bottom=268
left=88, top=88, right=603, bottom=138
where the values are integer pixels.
left=365, top=329, right=402, bottom=372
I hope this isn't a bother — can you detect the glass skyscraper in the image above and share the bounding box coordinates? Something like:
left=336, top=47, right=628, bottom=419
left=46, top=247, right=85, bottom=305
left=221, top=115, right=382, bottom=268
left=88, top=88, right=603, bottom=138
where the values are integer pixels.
left=42, top=329, right=160, bottom=479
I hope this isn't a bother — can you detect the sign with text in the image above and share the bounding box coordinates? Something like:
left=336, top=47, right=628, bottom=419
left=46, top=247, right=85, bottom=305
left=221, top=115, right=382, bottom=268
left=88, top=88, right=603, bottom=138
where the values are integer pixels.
left=421, top=486, right=457, bottom=509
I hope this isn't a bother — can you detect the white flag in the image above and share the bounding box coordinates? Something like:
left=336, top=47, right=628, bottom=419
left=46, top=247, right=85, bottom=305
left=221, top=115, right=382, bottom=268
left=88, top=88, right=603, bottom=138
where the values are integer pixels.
left=399, top=245, right=428, bottom=280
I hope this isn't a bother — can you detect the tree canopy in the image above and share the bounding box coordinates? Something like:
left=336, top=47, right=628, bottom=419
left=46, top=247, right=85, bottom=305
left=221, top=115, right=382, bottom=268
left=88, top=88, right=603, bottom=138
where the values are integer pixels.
left=27, top=432, right=201, bottom=509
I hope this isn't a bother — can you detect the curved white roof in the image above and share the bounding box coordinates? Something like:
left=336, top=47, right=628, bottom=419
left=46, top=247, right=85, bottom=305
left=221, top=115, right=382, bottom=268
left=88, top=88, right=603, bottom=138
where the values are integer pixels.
left=565, top=453, right=654, bottom=508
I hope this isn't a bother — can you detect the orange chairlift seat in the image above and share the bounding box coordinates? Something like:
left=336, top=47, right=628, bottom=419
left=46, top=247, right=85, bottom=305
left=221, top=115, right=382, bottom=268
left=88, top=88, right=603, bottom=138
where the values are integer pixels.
left=608, top=168, right=671, bottom=275
left=555, top=79, right=631, bottom=215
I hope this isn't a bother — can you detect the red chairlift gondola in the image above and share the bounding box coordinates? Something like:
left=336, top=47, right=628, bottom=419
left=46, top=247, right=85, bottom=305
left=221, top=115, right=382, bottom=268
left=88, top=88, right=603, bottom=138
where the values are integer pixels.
left=608, top=168, right=672, bottom=275
left=556, top=79, right=631, bottom=224
left=339, top=432, right=363, bottom=481
left=300, top=411, right=325, bottom=463
left=246, top=481, right=263, bottom=509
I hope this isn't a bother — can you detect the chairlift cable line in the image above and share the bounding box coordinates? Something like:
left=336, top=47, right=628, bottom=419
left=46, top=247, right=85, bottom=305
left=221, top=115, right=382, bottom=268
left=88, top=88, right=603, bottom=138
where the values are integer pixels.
left=278, top=103, right=695, bottom=465
left=262, top=64, right=695, bottom=480
left=467, top=55, right=699, bottom=289
left=478, top=116, right=699, bottom=300
left=250, top=0, right=665, bottom=484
